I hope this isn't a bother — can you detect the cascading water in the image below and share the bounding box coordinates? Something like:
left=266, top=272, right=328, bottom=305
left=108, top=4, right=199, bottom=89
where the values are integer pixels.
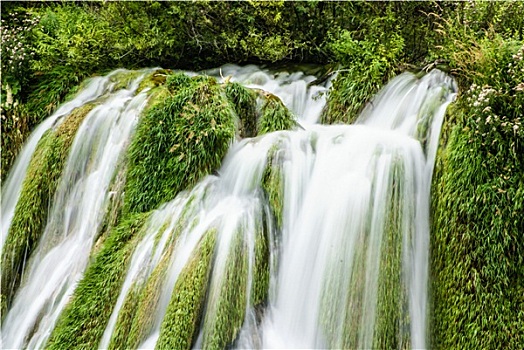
left=1, top=71, right=151, bottom=349
left=1, top=64, right=456, bottom=350
left=0, top=71, right=129, bottom=250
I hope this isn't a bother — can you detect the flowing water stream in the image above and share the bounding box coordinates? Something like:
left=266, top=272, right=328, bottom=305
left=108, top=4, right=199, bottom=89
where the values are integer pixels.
left=1, top=65, right=456, bottom=349
left=1, top=71, right=151, bottom=349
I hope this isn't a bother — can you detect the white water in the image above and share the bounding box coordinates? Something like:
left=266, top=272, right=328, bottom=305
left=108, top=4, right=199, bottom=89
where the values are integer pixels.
left=1, top=72, right=151, bottom=349
left=208, top=64, right=332, bottom=125
left=1, top=65, right=456, bottom=349
left=0, top=73, right=120, bottom=250
left=99, top=68, right=455, bottom=349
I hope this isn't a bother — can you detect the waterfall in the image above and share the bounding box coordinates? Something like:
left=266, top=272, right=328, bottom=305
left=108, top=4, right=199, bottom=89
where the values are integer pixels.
left=1, top=65, right=456, bottom=349
left=1, top=71, right=151, bottom=349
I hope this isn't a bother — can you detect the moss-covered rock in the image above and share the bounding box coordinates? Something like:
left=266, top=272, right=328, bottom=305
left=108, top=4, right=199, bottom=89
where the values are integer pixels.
left=431, top=115, right=524, bottom=349
left=46, top=212, right=149, bottom=350
left=1, top=103, right=95, bottom=314
left=202, top=228, right=249, bottom=349
left=251, top=217, right=270, bottom=308
left=156, top=228, right=217, bottom=350
left=225, top=81, right=258, bottom=138
left=262, top=144, right=285, bottom=230
left=372, top=159, right=410, bottom=349
left=123, top=74, right=236, bottom=215
left=258, top=94, right=296, bottom=135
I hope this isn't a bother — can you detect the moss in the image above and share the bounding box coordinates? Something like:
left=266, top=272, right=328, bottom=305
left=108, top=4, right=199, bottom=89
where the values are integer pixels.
left=251, top=217, right=270, bottom=308
left=136, top=70, right=170, bottom=94
left=372, top=159, right=410, bottom=349
left=123, top=74, right=236, bottom=215
left=431, top=112, right=524, bottom=348
left=225, top=82, right=258, bottom=138
left=165, top=71, right=192, bottom=91
left=320, top=67, right=394, bottom=125
left=262, top=145, right=285, bottom=230
left=46, top=212, right=149, bottom=350
left=107, top=198, right=197, bottom=349
left=93, top=160, right=129, bottom=257
left=258, top=94, right=296, bottom=135
left=1, top=103, right=95, bottom=314
left=156, top=228, right=217, bottom=350
left=107, top=70, right=144, bottom=92
left=123, top=251, right=171, bottom=349
left=202, top=228, right=249, bottom=349
left=105, top=280, right=142, bottom=350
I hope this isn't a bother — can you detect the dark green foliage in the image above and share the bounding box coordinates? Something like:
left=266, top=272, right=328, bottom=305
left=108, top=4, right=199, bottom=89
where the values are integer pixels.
left=1, top=103, right=95, bottom=314
left=156, top=229, right=217, bottom=350
left=46, top=212, right=149, bottom=350
left=123, top=74, right=236, bottom=215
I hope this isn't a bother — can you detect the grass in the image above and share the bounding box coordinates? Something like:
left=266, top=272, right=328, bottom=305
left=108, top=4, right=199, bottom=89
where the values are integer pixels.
left=123, top=73, right=236, bottom=215
left=224, top=82, right=258, bottom=138
left=430, top=111, right=524, bottom=349
left=258, top=94, right=296, bottom=135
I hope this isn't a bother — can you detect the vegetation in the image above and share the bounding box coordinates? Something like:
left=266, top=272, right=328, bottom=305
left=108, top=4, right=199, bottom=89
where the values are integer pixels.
left=1, top=1, right=523, bottom=349
left=1, top=103, right=95, bottom=314
left=46, top=212, right=149, bottom=350
left=123, top=73, right=236, bottom=215
left=202, top=228, right=249, bottom=349
left=156, top=229, right=217, bottom=350
left=430, top=25, right=524, bottom=349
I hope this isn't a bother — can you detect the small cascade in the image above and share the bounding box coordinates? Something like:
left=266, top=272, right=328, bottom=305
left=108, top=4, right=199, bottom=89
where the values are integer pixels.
left=0, top=71, right=124, bottom=250
left=1, top=72, right=151, bottom=349
left=1, top=64, right=456, bottom=350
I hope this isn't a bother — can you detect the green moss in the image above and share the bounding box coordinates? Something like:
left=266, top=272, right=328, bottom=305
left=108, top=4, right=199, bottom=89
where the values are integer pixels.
left=106, top=280, right=142, bottom=350
left=108, top=198, right=197, bottom=349
left=156, top=228, right=217, bottom=350
left=165, top=71, right=192, bottom=91
left=262, top=145, right=284, bottom=230
left=202, top=228, right=249, bottom=349
left=320, top=70, right=386, bottom=125
left=124, top=251, right=171, bottom=349
left=258, top=94, right=296, bottom=135
left=108, top=70, right=143, bottom=92
left=251, top=217, right=270, bottom=308
left=1, top=103, right=95, bottom=314
left=431, top=114, right=524, bottom=348
left=136, top=70, right=170, bottom=94
left=123, top=74, right=236, bottom=215
left=225, top=81, right=258, bottom=138
left=373, top=159, right=410, bottom=349
left=46, top=212, right=149, bottom=350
